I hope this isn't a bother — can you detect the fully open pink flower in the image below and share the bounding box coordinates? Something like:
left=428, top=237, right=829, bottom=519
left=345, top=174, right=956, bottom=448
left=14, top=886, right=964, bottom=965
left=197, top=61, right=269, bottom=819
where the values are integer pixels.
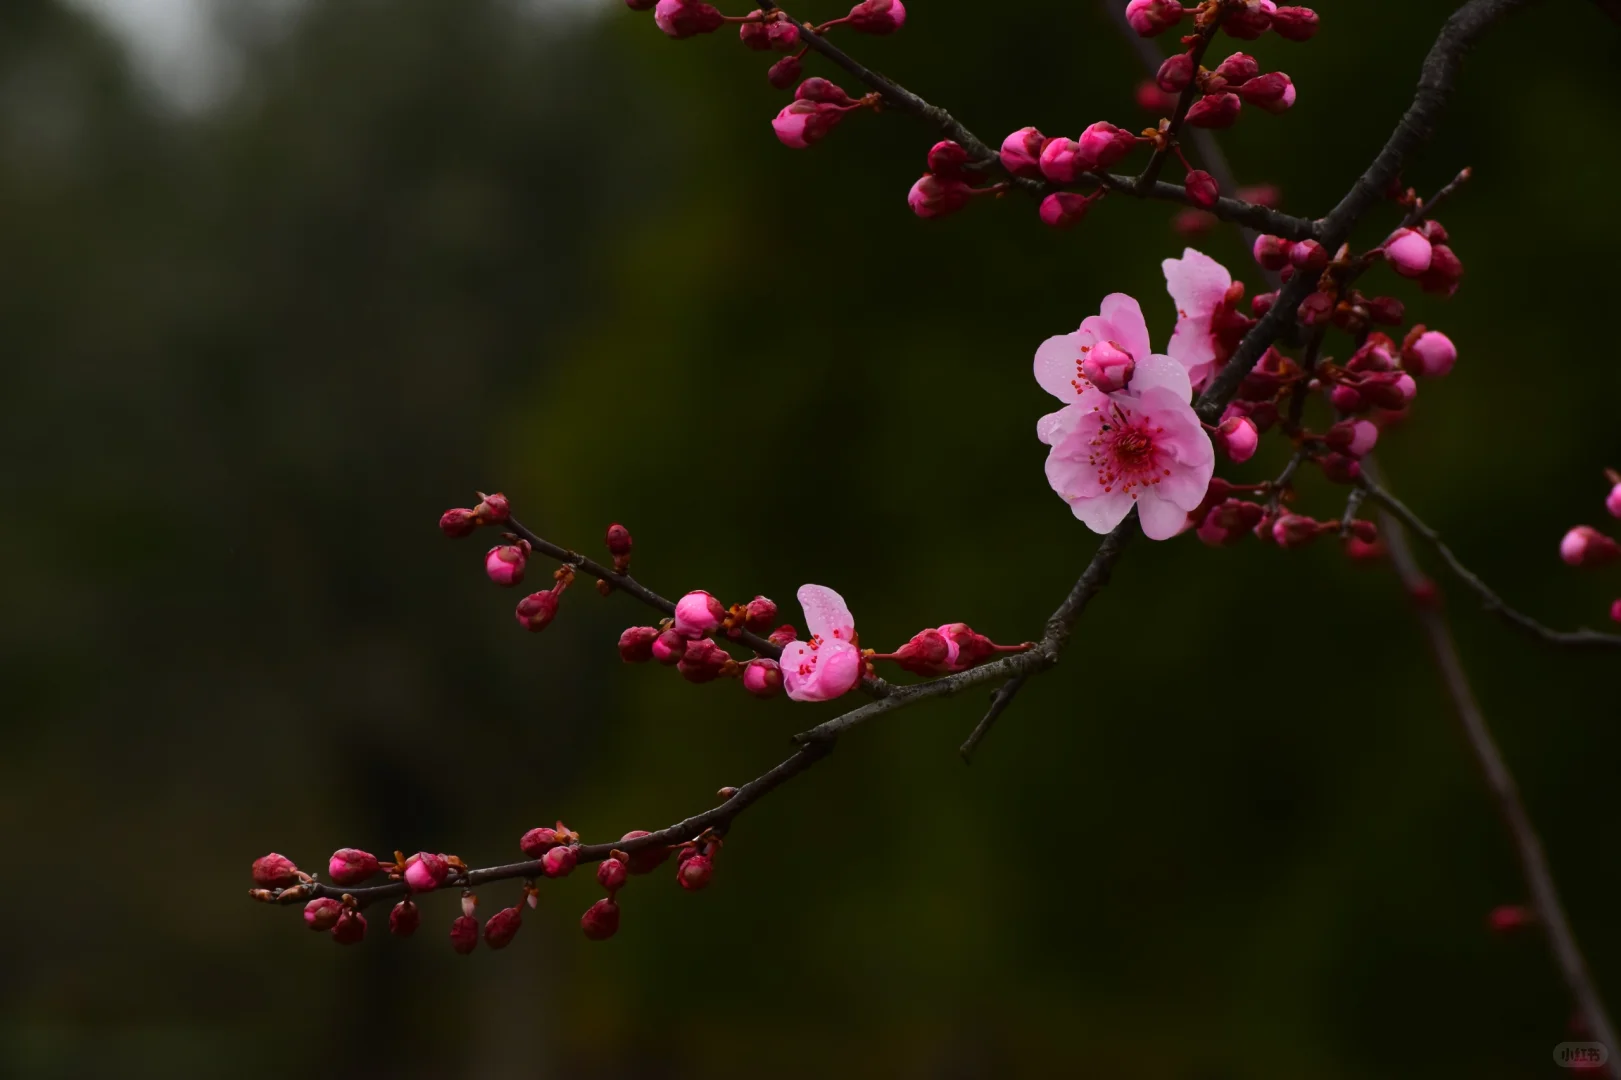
left=781, top=584, right=862, bottom=702
left=1163, top=248, right=1237, bottom=390
left=1035, top=293, right=1213, bottom=540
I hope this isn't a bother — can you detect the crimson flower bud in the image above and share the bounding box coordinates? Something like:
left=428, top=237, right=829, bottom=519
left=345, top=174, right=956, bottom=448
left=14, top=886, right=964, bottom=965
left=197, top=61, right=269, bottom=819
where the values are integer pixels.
left=483, top=906, right=523, bottom=949
left=1252, top=234, right=1293, bottom=270
left=1325, top=419, right=1379, bottom=457
left=304, top=897, right=343, bottom=931
left=1345, top=519, right=1379, bottom=544
left=1296, top=291, right=1333, bottom=326
left=542, top=845, right=578, bottom=878
left=450, top=914, right=479, bottom=954
left=515, top=590, right=559, bottom=632
left=738, top=11, right=772, bottom=50
left=1125, top=0, right=1184, bottom=36
left=485, top=540, right=529, bottom=587
left=330, top=910, right=366, bottom=945
left=1329, top=385, right=1365, bottom=413
left=673, top=590, right=724, bottom=638
left=1270, top=5, right=1319, bottom=40
left=1419, top=244, right=1464, bottom=296
left=620, top=831, right=672, bottom=874
left=766, top=55, right=802, bottom=89
left=886, top=628, right=950, bottom=675
left=1196, top=499, right=1266, bottom=546
left=1358, top=371, right=1417, bottom=410
left=1366, top=295, right=1405, bottom=325
left=1184, top=170, right=1219, bottom=209
left=520, top=827, right=561, bottom=858
left=743, top=595, right=777, bottom=631
left=1186, top=92, right=1242, bottom=129
left=404, top=851, right=450, bottom=892
left=1157, top=51, right=1196, bottom=92
left=1317, top=453, right=1363, bottom=484
left=1214, top=415, right=1259, bottom=463
left=439, top=508, right=479, bottom=538
left=1077, top=121, right=1137, bottom=171
left=1223, top=0, right=1275, bottom=39
left=1251, top=290, right=1278, bottom=316
left=927, top=140, right=971, bottom=179
left=1489, top=904, right=1533, bottom=935
left=1272, top=513, right=1327, bottom=548
left=767, top=19, right=800, bottom=50
left=605, top=522, right=632, bottom=558
left=618, top=626, right=659, bottom=663
left=1211, top=51, right=1259, bottom=86
left=908, top=175, right=975, bottom=219
left=652, top=628, right=687, bottom=665
left=794, top=78, right=853, bottom=107
left=1287, top=238, right=1326, bottom=272
left=773, top=100, right=849, bottom=149
left=937, top=623, right=1005, bottom=671
left=1238, top=72, right=1295, bottom=113
left=653, top=0, right=725, bottom=38
left=1080, top=341, right=1136, bottom=392
left=845, top=0, right=906, bottom=34
left=678, top=854, right=715, bottom=891
left=1560, top=526, right=1621, bottom=568
left=742, top=657, right=784, bottom=697
left=390, top=899, right=420, bottom=937
left=1038, top=137, right=1087, bottom=183
left=1039, top=192, right=1093, bottom=230
left=473, top=492, right=510, bottom=524
left=998, top=127, right=1046, bottom=178
left=327, top=848, right=379, bottom=886
left=251, top=853, right=300, bottom=888
left=766, top=624, right=798, bottom=648
left=598, top=856, right=629, bottom=894
left=678, top=637, right=732, bottom=683
left=582, top=898, right=622, bottom=940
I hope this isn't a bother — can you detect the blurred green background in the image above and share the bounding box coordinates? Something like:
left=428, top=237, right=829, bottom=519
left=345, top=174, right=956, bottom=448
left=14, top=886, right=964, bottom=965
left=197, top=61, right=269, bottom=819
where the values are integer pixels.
left=3, top=0, right=1619, bottom=1076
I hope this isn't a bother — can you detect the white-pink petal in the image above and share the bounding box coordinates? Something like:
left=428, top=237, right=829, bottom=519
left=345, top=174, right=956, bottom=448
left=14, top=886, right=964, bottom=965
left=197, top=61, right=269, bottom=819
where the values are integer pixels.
left=1033, top=331, right=1086, bottom=403
left=796, top=583, right=854, bottom=643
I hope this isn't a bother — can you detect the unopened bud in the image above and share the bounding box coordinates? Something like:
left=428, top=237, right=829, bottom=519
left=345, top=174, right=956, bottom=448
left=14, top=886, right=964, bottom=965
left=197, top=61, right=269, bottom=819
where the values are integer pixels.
left=673, top=591, right=724, bottom=638
left=485, top=540, right=530, bottom=587
left=390, top=899, right=420, bottom=937
left=1288, top=238, right=1327, bottom=272
left=927, top=140, right=971, bottom=179
left=678, top=637, right=732, bottom=683
left=304, top=897, right=344, bottom=931
left=1186, top=92, right=1242, bottom=128
left=1296, top=291, right=1333, bottom=326
left=773, top=99, right=850, bottom=150
left=766, top=55, right=802, bottom=89
left=1211, top=51, right=1258, bottom=86
left=1238, top=72, right=1295, bottom=113
left=1325, top=419, right=1379, bottom=457
left=473, top=493, right=510, bottom=524
left=1317, top=452, right=1363, bottom=484
left=1366, top=295, right=1405, bottom=325
left=1560, top=526, right=1621, bottom=568
left=1252, top=234, right=1293, bottom=271
left=743, top=595, right=778, bottom=631
left=521, top=827, right=562, bottom=858
left=1080, top=341, right=1136, bottom=392
left=450, top=914, right=479, bottom=954
left=251, top=853, right=301, bottom=888
left=582, top=898, right=622, bottom=940
left=742, top=657, right=784, bottom=697
left=653, top=0, right=725, bottom=38
left=515, top=590, right=559, bottom=632
left=677, top=854, right=715, bottom=891
left=1197, top=498, right=1266, bottom=546
left=1272, top=513, right=1327, bottom=548
left=1383, top=228, right=1433, bottom=277
left=618, top=626, right=659, bottom=663
left=1214, top=415, right=1259, bottom=463
left=1223, top=0, right=1275, bottom=39
left=439, top=508, right=479, bottom=538
left=328, top=848, right=379, bottom=886
left=1077, top=121, right=1137, bottom=171
left=483, top=905, right=523, bottom=949
left=598, top=856, right=629, bottom=894
left=620, top=830, right=672, bottom=874
left=652, top=628, right=687, bottom=665
left=1270, top=5, right=1319, bottom=40
left=998, top=126, right=1047, bottom=179
left=845, top=0, right=906, bottom=34
left=1157, top=51, right=1196, bottom=92
left=542, top=845, right=579, bottom=879
left=1039, top=192, right=1093, bottom=230
left=766, top=624, right=798, bottom=648
left=605, top=522, right=632, bottom=558
left=330, top=909, right=367, bottom=945
left=404, top=851, right=450, bottom=892
left=908, top=174, right=975, bottom=219
left=1182, top=170, right=1219, bottom=209
left=1125, top=0, right=1184, bottom=36
left=1419, top=244, right=1464, bottom=296
left=1401, top=327, right=1456, bottom=378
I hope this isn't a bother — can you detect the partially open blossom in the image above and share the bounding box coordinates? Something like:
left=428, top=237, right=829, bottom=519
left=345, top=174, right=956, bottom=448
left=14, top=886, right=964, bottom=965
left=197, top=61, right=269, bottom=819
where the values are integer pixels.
left=1186, top=93, right=1241, bottom=128
left=652, top=629, right=687, bottom=665
left=781, top=584, right=863, bottom=702
left=1271, top=5, right=1320, bottom=40
left=1158, top=51, right=1196, bottom=93
left=389, top=900, right=420, bottom=937
left=773, top=99, right=851, bottom=149
left=485, top=540, right=529, bottom=587
left=908, top=175, right=977, bottom=219
left=845, top=0, right=906, bottom=34
left=582, top=898, right=622, bottom=940
left=252, top=853, right=301, bottom=888
left=618, top=626, right=659, bottom=662
left=678, top=854, right=715, bottom=890
left=304, top=897, right=343, bottom=931
left=1125, top=0, right=1183, bottom=36
left=742, top=657, right=783, bottom=697
left=515, top=589, right=559, bottom=632
left=1080, top=341, right=1137, bottom=392
left=328, top=848, right=379, bottom=886
left=999, top=126, right=1047, bottom=178
left=1383, top=228, right=1433, bottom=277
left=674, top=590, right=725, bottom=638
left=654, top=0, right=725, bottom=37
left=1325, top=419, right=1379, bottom=457
left=678, top=637, right=733, bottom=683
left=450, top=914, right=479, bottom=954
left=1402, top=327, right=1457, bottom=377
left=1163, top=248, right=1245, bottom=390
left=1213, top=415, right=1259, bottom=463
left=1184, top=170, right=1219, bottom=209
left=1223, top=0, right=1276, bottom=39
left=1036, top=294, right=1214, bottom=540
left=1238, top=72, right=1295, bottom=113
left=483, top=906, right=522, bottom=949
left=330, top=910, right=366, bottom=945
left=1077, top=122, right=1138, bottom=171
left=1040, top=192, right=1094, bottom=230
left=927, top=140, right=971, bottom=178
left=404, top=852, right=450, bottom=892
left=1560, top=526, right=1621, bottom=568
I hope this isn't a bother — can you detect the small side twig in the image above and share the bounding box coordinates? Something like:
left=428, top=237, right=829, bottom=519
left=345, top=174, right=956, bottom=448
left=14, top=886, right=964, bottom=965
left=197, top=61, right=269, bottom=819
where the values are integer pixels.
left=959, top=676, right=1028, bottom=762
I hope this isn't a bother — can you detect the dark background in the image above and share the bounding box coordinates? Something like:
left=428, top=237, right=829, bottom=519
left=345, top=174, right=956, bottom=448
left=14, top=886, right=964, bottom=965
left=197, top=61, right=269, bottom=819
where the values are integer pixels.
left=3, top=1, right=1619, bottom=1076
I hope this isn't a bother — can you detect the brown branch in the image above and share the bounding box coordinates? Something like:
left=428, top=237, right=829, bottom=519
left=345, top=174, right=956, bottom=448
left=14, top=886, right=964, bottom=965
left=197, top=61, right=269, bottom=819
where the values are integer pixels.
left=959, top=676, right=1027, bottom=762
left=1371, top=460, right=1620, bottom=1077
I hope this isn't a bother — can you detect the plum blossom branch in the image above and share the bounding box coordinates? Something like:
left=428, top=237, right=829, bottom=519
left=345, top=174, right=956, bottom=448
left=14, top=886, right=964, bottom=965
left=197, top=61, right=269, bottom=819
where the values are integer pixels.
left=1371, top=462, right=1620, bottom=1077
left=1360, top=480, right=1621, bottom=649
left=959, top=675, right=1027, bottom=762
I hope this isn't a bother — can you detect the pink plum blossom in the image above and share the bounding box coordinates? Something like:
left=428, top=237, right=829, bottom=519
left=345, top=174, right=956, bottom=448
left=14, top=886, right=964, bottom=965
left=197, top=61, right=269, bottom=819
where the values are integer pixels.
left=1035, top=294, right=1214, bottom=540
left=1163, top=248, right=1237, bottom=390
left=1560, top=526, right=1620, bottom=568
left=781, top=584, right=863, bottom=702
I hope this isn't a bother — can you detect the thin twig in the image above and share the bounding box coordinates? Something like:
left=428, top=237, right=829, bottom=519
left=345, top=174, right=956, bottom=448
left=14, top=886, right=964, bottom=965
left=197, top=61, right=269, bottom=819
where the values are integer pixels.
left=1371, top=460, right=1619, bottom=1077
left=960, top=675, right=1027, bottom=762
left=1132, top=17, right=1222, bottom=192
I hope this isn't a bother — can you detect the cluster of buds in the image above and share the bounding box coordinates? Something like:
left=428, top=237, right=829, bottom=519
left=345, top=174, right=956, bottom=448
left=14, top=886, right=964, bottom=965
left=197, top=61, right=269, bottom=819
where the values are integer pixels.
left=1186, top=479, right=1380, bottom=551
left=620, top=589, right=779, bottom=692
left=908, top=140, right=1011, bottom=220
left=1127, top=0, right=1319, bottom=41
left=773, top=77, right=881, bottom=148
left=1157, top=48, right=1297, bottom=134
left=1558, top=470, right=1621, bottom=623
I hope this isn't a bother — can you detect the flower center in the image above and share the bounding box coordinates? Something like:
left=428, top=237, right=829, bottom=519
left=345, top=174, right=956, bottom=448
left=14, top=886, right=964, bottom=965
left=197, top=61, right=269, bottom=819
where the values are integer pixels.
left=1087, top=403, right=1172, bottom=498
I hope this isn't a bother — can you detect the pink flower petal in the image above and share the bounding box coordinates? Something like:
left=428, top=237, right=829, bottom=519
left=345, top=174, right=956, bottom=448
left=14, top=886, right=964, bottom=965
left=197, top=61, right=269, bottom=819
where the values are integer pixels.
left=1033, top=331, right=1087, bottom=403
left=1126, top=352, right=1193, bottom=402
left=796, top=583, right=854, bottom=643
left=1096, top=293, right=1152, bottom=360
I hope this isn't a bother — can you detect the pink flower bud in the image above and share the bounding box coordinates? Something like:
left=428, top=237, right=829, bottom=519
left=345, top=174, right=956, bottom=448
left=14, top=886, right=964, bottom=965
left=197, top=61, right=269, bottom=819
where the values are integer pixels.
left=1196, top=499, right=1265, bottom=546
left=846, top=0, right=906, bottom=34
left=674, top=590, right=725, bottom=638
left=542, top=845, right=578, bottom=878
left=327, top=848, right=379, bottom=886
left=582, top=898, right=622, bottom=940
left=251, top=853, right=300, bottom=888
left=908, top=174, right=974, bottom=219
left=773, top=100, right=847, bottom=149
left=484, top=540, right=529, bottom=587
left=739, top=12, right=772, bottom=49
left=1184, top=169, right=1219, bottom=209
left=1080, top=341, right=1136, bottom=392
left=677, top=854, right=714, bottom=890
left=1223, top=0, right=1276, bottom=39
left=1611, top=598, right=1621, bottom=623
left=1350, top=337, right=1396, bottom=373
left=767, top=19, right=800, bottom=50
left=390, top=900, right=420, bottom=937
left=1357, top=371, right=1416, bottom=409
left=1296, top=290, right=1333, bottom=326
left=1157, top=52, right=1196, bottom=93
left=766, top=624, right=798, bottom=647
left=1239, top=72, right=1295, bottom=113
left=1211, top=51, right=1258, bottom=86
left=404, top=852, right=450, bottom=892
left=1560, top=526, right=1621, bottom=568
left=439, top=508, right=479, bottom=538
left=1286, top=238, right=1326, bottom=272
left=1325, top=419, right=1379, bottom=457
left=621, top=830, right=672, bottom=874
left=927, top=140, right=971, bottom=178
left=1365, top=295, right=1405, bottom=325
left=678, top=637, right=732, bottom=683
left=742, top=657, right=783, bottom=697
left=304, top=897, right=343, bottom=931
left=999, top=127, right=1047, bottom=178
left=1186, top=92, right=1242, bottom=128
left=1401, top=328, right=1457, bottom=378
left=330, top=909, right=366, bottom=945
left=1214, top=415, right=1259, bottom=463
left=618, top=626, right=659, bottom=662
left=1419, top=244, right=1464, bottom=295
left=515, top=590, right=559, bottom=632
left=1272, top=512, right=1326, bottom=548
left=795, top=77, right=855, bottom=105
left=1038, top=137, right=1088, bottom=183
left=1125, top=0, right=1184, bottom=36
left=1252, top=234, right=1293, bottom=270
left=1607, top=482, right=1621, bottom=520
left=520, top=827, right=561, bottom=858
left=605, top=522, right=632, bottom=558
left=1488, top=904, right=1532, bottom=935
left=450, top=914, right=479, bottom=954
left=472, top=492, right=509, bottom=524
left=1317, top=453, right=1363, bottom=484
left=1270, top=5, right=1319, bottom=40
left=1076, top=121, right=1137, bottom=171
left=652, top=628, right=687, bottom=664
left=598, top=856, right=629, bottom=894
left=1329, top=384, right=1365, bottom=412
left=1039, top=192, right=1093, bottom=230
left=483, top=905, right=522, bottom=949
left=653, top=0, right=725, bottom=38
left=1383, top=228, right=1433, bottom=277
left=767, top=55, right=802, bottom=89
left=743, top=595, right=778, bottom=631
